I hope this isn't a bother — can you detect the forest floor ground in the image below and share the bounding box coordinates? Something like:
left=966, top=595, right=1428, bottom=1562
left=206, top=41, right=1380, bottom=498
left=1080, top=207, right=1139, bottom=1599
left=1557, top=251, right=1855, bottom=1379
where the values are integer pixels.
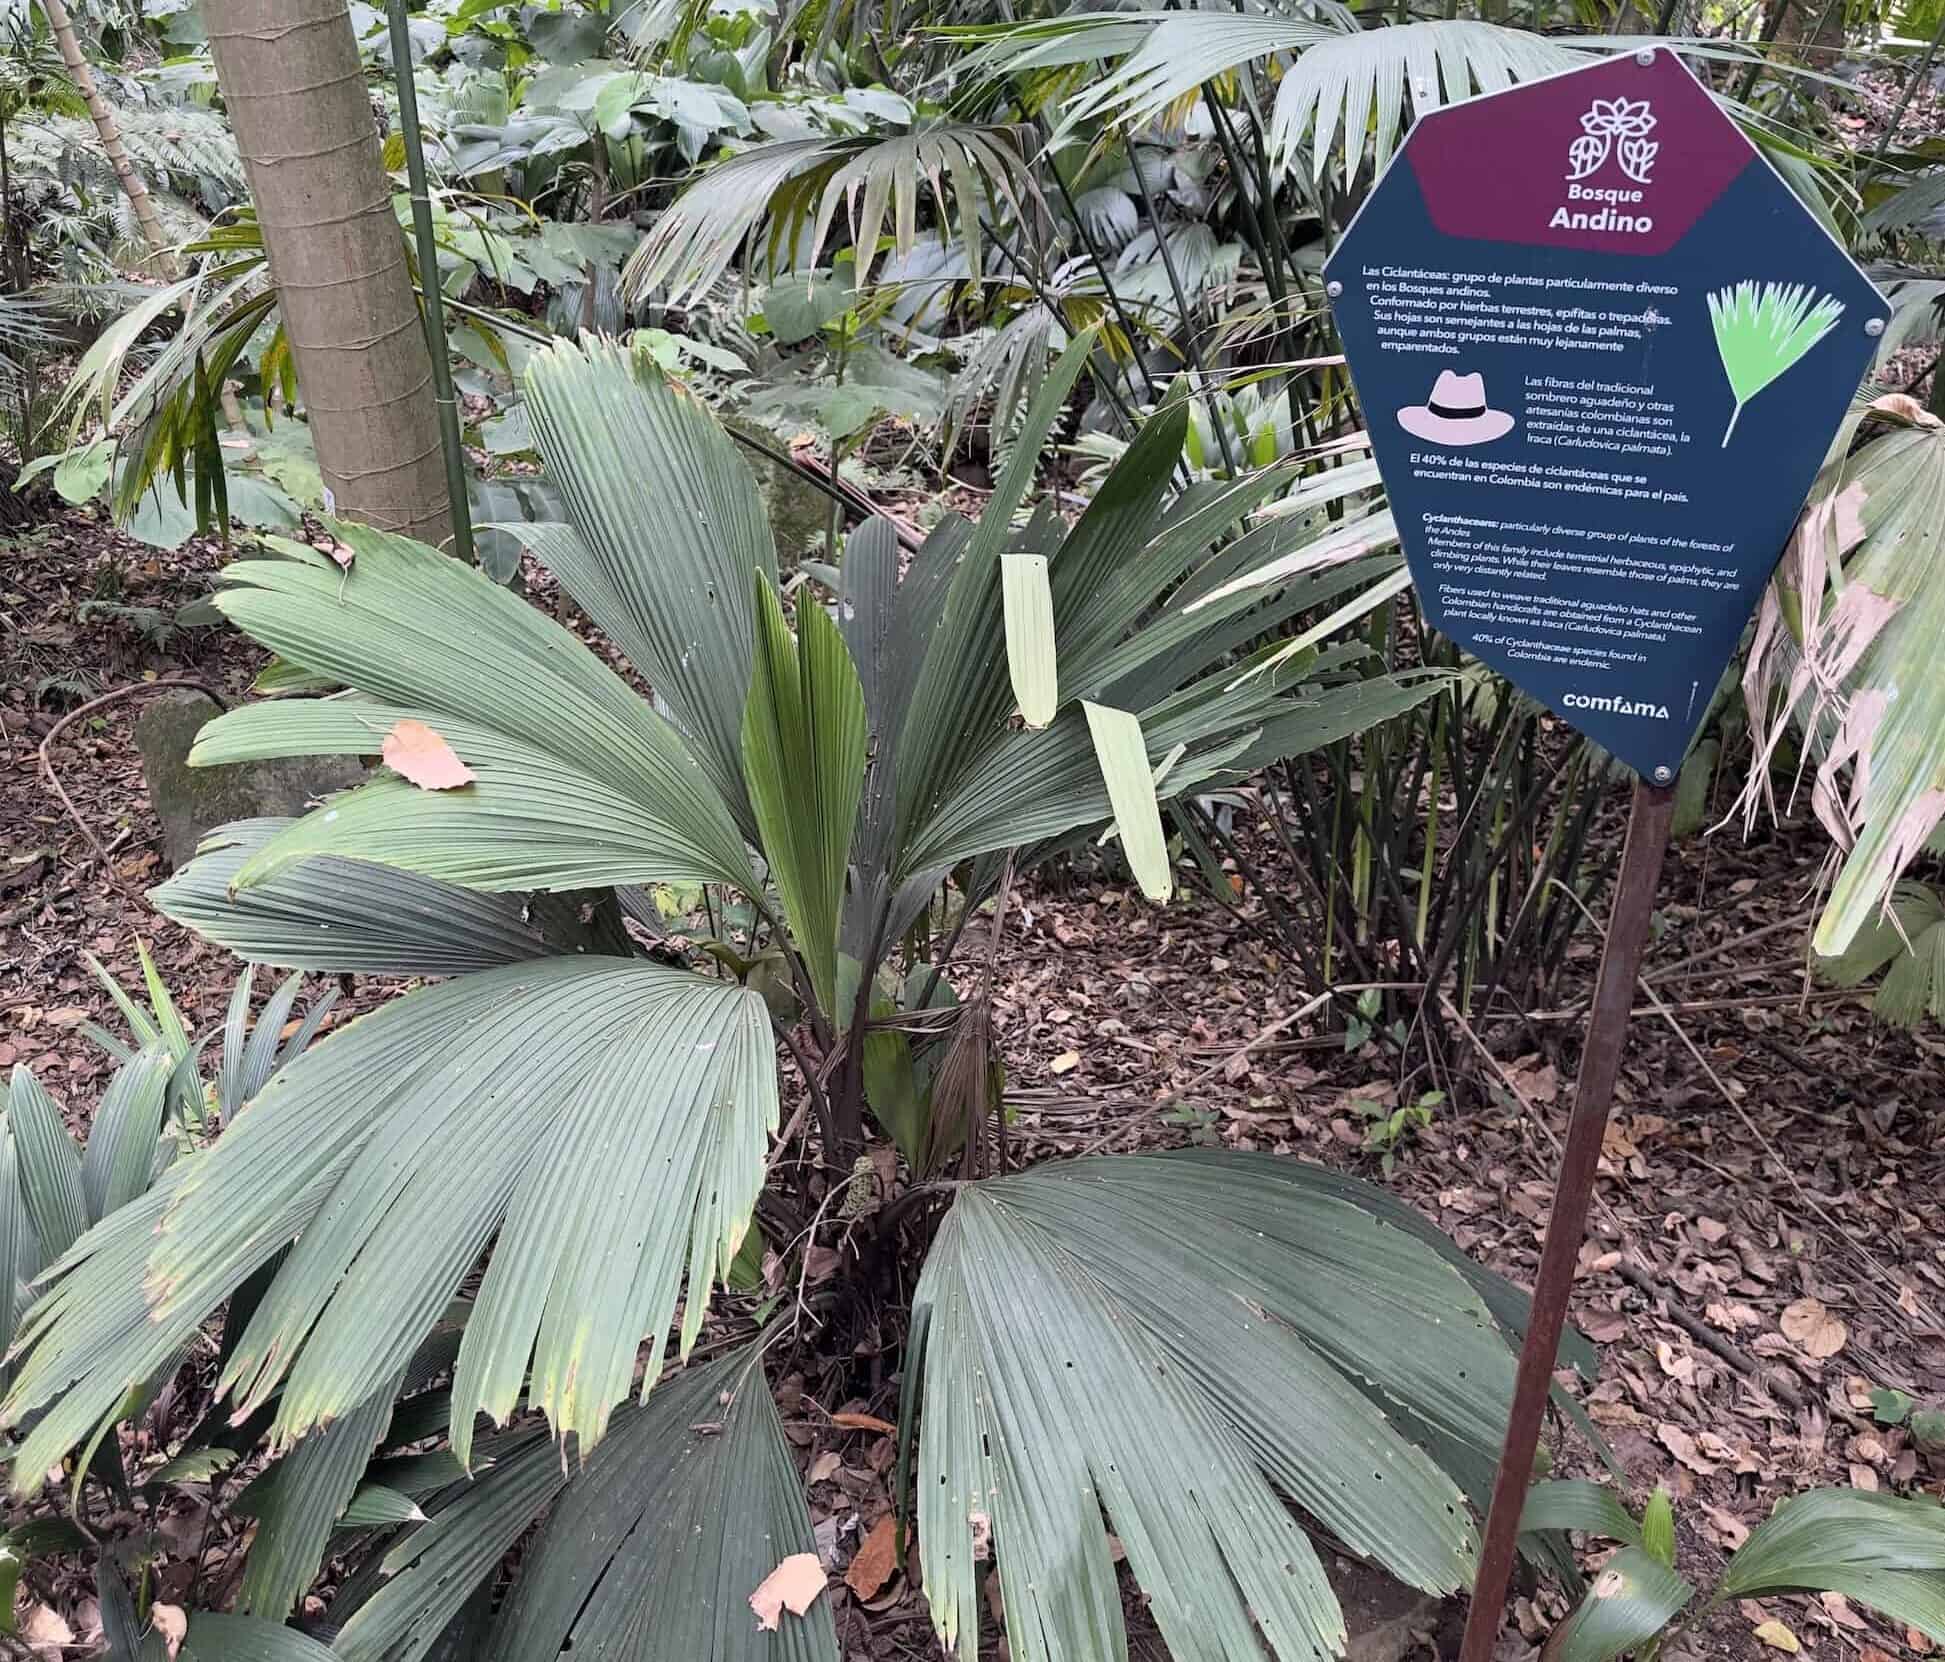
left=3, top=508, right=1942, bottom=1662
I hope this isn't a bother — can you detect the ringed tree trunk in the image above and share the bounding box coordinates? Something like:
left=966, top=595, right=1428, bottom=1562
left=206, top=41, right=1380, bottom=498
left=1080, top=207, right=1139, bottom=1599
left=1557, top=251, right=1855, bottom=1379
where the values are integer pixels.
left=36, top=0, right=178, bottom=274
left=202, top=0, right=453, bottom=548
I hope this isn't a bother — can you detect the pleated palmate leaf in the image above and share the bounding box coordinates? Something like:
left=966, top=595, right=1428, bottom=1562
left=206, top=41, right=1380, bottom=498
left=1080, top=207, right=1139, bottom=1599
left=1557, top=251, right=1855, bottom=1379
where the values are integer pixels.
left=912, top=1152, right=1542, bottom=1662
left=1010, top=14, right=1583, bottom=186
left=150, top=818, right=627, bottom=977
left=1, top=959, right=777, bottom=1487
left=621, top=123, right=1033, bottom=304
left=324, top=1346, right=833, bottom=1662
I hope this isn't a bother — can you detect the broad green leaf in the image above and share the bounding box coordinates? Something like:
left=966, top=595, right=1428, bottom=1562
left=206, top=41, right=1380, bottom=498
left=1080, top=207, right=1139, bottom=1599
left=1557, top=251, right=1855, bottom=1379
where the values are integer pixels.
left=7, top=1067, right=85, bottom=1264
left=479, top=1347, right=837, bottom=1662
left=913, top=1152, right=1545, bottom=1662
left=1555, top=1546, right=1694, bottom=1662
left=152, top=818, right=621, bottom=975
left=1082, top=702, right=1171, bottom=902
left=3, top=960, right=778, bottom=1491
left=183, top=1612, right=339, bottom=1661
left=1520, top=1481, right=1643, bottom=1547
left=1717, top=1488, right=1945, bottom=1644
left=1000, top=554, right=1057, bottom=728
left=523, top=336, right=774, bottom=825
left=238, top=1383, right=399, bottom=1619
left=337, top=1484, right=425, bottom=1528
left=918, top=1182, right=1342, bottom=1662
left=741, top=577, right=868, bottom=1011
left=204, top=526, right=756, bottom=896
left=77, top=1044, right=172, bottom=1223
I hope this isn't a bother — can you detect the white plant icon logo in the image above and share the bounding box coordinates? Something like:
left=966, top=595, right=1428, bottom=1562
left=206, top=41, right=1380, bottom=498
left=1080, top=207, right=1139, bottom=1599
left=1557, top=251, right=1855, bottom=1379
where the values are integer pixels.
left=1567, top=97, right=1658, bottom=184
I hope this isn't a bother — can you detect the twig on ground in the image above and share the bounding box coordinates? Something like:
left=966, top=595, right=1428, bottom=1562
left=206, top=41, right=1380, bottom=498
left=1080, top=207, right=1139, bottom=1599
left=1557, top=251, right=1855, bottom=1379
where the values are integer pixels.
left=1611, top=1257, right=1804, bottom=1407
left=37, top=676, right=229, bottom=879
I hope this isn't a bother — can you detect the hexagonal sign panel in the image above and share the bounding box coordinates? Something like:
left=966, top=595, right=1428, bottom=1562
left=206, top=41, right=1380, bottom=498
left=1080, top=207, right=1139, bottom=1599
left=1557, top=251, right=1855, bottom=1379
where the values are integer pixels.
left=1325, top=47, right=1887, bottom=781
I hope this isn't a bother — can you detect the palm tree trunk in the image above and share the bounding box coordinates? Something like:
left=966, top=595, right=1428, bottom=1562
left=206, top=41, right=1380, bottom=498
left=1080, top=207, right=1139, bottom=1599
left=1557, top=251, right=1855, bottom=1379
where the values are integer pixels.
left=36, top=0, right=178, bottom=275
left=202, top=0, right=453, bottom=548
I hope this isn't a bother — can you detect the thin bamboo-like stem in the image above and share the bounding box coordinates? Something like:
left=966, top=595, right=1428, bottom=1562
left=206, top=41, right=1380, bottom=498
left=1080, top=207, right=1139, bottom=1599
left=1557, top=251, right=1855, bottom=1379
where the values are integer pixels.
left=37, top=0, right=178, bottom=274
left=1128, top=143, right=1243, bottom=478
left=387, top=0, right=474, bottom=564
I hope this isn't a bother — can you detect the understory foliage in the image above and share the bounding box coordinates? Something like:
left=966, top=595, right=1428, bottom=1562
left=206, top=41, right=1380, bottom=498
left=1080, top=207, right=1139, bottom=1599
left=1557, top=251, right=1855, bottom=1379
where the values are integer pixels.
left=8, top=0, right=1945, bottom=1652
left=13, top=339, right=1542, bottom=1661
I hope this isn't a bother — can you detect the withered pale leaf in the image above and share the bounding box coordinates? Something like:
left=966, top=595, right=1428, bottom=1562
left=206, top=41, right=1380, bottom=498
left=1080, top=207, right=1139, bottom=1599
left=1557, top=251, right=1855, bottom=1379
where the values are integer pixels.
left=381, top=718, right=476, bottom=791
left=1779, top=1296, right=1847, bottom=1359
left=18, top=1604, right=74, bottom=1659
left=1753, top=1617, right=1801, bottom=1653
left=749, top=1552, right=826, bottom=1631
left=150, top=1602, right=188, bottom=1658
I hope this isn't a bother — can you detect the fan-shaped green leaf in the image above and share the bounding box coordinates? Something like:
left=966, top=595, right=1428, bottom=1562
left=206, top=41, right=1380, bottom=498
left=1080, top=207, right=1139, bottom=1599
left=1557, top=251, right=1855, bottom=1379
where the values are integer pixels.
left=2, top=960, right=778, bottom=1491
left=624, top=125, right=1029, bottom=302
left=523, top=338, right=774, bottom=823
left=152, top=819, right=613, bottom=976
left=198, top=524, right=756, bottom=895
left=914, top=1151, right=1544, bottom=1662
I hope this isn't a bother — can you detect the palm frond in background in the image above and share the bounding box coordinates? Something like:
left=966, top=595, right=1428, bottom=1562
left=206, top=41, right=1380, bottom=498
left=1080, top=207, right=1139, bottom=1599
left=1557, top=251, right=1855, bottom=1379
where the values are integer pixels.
left=623, top=123, right=1034, bottom=303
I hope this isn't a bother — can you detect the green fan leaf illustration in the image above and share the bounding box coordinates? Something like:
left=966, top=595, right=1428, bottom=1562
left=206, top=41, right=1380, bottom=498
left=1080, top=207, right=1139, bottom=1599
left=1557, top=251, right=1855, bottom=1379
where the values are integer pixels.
left=1707, top=281, right=1846, bottom=448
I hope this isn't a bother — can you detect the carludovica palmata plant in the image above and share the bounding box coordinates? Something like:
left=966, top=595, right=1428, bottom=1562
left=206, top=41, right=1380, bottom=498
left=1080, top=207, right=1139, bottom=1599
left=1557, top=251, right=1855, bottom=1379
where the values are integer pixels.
left=1708, top=280, right=1846, bottom=446
left=5, top=333, right=1599, bottom=1662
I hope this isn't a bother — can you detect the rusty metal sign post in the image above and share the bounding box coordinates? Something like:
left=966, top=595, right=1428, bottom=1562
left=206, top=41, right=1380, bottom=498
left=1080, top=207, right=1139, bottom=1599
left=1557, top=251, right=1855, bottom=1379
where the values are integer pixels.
left=1456, top=779, right=1674, bottom=1662
left=1319, top=44, right=1890, bottom=1662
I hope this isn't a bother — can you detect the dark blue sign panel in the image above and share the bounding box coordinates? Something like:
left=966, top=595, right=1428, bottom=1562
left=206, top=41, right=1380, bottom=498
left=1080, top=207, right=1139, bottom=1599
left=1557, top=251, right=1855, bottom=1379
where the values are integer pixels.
left=1325, top=48, right=1887, bottom=780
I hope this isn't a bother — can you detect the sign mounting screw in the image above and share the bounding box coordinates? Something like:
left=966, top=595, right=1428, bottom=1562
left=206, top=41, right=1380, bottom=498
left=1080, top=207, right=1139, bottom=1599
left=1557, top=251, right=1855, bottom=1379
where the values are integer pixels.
left=1635, top=48, right=1655, bottom=64
left=1864, top=317, right=1885, bottom=337
left=1326, top=280, right=1344, bottom=299
left=1652, top=765, right=1673, bottom=782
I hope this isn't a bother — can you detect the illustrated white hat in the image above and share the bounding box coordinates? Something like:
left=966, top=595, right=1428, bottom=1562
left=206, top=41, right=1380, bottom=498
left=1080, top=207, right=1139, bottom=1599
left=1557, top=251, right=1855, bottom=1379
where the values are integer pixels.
left=1396, top=370, right=1515, bottom=445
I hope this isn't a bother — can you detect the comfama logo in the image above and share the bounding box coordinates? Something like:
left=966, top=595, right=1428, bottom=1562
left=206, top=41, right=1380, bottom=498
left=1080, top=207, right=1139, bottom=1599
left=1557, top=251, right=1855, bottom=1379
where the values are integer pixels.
left=1564, top=691, right=1671, bottom=719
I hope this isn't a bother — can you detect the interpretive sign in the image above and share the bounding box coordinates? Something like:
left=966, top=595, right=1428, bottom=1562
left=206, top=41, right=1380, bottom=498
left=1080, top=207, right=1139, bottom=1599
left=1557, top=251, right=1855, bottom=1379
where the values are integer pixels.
left=1325, top=47, right=1887, bottom=780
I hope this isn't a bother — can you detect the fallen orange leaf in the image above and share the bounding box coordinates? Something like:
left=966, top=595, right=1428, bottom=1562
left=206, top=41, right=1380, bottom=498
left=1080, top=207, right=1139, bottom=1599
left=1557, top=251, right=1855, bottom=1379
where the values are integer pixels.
left=382, top=719, right=476, bottom=791
left=830, top=1411, right=897, bottom=1435
left=845, top=1516, right=898, bottom=1600
left=749, top=1552, right=826, bottom=1632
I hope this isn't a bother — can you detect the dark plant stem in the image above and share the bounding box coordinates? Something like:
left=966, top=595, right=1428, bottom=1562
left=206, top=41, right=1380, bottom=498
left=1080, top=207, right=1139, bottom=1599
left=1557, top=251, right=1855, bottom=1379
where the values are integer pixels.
left=1128, top=143, right=1243, bottom=478
left=387, top=0, right=474, bottom=564
left=1041, top=149, right=1164, bottom=404
left=830, top=912, right=890, bottom=1159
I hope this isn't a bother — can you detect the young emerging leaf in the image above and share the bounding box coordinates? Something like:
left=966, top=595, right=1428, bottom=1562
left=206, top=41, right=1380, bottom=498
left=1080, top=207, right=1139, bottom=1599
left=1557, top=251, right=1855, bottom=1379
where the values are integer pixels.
left=741, top=576, right=868, bottom=1012
left=1642, top=1486, right=1677, bottom=1568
